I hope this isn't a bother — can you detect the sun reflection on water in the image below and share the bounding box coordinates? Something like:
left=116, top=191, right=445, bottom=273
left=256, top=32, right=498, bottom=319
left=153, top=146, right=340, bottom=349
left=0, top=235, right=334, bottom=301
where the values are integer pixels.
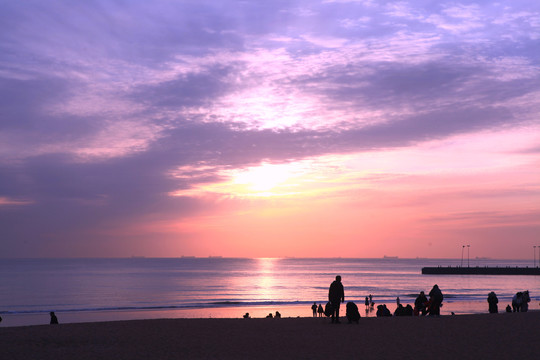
left=255, top=258, right=278, bottom=300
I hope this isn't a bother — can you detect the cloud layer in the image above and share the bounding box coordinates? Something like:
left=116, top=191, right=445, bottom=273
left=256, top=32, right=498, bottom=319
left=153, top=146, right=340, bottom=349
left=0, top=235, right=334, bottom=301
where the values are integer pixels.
left=1, top=0, right=539, bottom=257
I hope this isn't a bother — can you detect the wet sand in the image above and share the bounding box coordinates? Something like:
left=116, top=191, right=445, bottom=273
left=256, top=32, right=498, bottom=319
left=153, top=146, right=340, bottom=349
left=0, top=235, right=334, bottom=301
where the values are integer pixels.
left=1, top=312, right=539, bottom=359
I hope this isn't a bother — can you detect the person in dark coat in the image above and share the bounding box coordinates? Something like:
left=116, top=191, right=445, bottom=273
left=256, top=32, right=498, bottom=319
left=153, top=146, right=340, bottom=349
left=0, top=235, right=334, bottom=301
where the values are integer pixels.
left=487, top=292, right=498, bottom=313
left=328, top=275, right=345, bottom=323
left=428, top=284, right=443, bottom=316
left=414, top=291, right=428, bottom=316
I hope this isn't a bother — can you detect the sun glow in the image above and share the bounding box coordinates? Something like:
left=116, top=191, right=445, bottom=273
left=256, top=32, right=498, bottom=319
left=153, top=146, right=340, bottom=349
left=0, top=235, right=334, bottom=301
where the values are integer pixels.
left=232, top=163, right=297, bottom=192
left=170, top=156, right=367, bottom=198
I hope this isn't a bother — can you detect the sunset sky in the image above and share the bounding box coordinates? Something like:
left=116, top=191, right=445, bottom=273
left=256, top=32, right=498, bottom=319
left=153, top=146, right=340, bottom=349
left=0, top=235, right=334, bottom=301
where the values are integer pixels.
left=1, top=0, right=539, bottom=259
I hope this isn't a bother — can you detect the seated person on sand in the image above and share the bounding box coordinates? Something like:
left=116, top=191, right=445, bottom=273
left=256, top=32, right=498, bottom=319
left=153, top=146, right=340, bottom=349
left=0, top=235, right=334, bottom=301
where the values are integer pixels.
left=404, top=304, right=413, bottom=316
left=266, top=313, right=273, bottom=318
left=243, top=313, right=250, bottom=319
left=394, top=304, right=405, bottom=316
left=376, top=304, right=392, bottom=317
left=346, top=302, right=360, bottom=324
left=275, top=311, right=281, bottom=318
left=50, top=312, right=59, bottom=324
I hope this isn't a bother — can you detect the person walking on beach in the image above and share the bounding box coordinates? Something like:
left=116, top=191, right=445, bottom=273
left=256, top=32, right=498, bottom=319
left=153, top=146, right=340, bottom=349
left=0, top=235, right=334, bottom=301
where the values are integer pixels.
left=365, top=296, right=369, bottom=311
left=428, top=284, right=443, bottom=316
left=317, top=304, right=324, bottom=317
left=311, top=302, right=318, bottom=317
left=328, top=275, right=345, bottom=323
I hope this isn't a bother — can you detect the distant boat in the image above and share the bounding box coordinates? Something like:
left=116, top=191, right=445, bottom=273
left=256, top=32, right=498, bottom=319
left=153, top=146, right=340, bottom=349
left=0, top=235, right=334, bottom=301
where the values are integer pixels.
left=383, top=255, right=398, bottom=259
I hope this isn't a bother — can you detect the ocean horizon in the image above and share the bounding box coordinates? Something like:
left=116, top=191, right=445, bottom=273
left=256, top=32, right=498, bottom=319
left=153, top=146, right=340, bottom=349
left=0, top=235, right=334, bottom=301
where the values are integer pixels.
left=1, top=257, right=538, bottom=327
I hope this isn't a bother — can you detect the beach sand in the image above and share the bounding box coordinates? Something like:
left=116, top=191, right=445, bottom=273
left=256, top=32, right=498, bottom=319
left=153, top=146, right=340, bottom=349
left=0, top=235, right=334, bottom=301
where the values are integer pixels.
left=1, top=312, right=539, bottom=359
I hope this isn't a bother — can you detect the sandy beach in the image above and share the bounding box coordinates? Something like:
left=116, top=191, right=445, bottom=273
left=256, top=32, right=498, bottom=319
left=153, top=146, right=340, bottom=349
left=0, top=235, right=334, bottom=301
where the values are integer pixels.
left=1, top=312, right=539, bottom=359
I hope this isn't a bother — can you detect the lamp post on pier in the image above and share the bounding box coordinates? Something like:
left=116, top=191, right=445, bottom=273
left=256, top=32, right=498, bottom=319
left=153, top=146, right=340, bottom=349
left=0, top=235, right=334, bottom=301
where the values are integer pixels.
left=467, top=245, right=470, bottom=268
left=461, top=245, right=465, bottom=267
left=534, top=246, right=537, bottom=268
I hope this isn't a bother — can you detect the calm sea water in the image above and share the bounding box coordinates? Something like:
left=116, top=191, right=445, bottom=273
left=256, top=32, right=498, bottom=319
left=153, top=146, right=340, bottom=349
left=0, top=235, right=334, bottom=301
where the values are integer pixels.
left=1, top=258, right=538, bottom=326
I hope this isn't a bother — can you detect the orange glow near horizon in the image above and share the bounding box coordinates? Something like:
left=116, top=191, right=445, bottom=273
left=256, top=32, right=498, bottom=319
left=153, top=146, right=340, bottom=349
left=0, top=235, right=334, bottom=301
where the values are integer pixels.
left=158, top=128, right=540, bottom=260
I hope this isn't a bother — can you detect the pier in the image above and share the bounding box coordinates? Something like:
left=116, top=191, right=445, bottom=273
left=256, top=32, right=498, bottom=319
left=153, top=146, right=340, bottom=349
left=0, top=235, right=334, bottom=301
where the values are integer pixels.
left=422, top=266, right=540, bottom=275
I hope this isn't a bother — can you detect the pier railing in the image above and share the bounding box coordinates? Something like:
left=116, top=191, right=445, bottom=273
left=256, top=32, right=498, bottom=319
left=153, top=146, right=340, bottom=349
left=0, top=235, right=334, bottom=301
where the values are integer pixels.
left=421, top=266, right=540, bottom=275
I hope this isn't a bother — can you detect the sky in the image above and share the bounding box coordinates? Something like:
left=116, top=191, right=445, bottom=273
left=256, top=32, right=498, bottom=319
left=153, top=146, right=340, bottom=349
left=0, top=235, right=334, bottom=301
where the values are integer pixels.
left=1, top=0, right=539, bottom=259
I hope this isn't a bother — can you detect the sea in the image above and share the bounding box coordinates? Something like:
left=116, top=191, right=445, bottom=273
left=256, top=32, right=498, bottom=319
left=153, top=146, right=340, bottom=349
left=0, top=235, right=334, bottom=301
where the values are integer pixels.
left=1, top=257, right=539, bottom=327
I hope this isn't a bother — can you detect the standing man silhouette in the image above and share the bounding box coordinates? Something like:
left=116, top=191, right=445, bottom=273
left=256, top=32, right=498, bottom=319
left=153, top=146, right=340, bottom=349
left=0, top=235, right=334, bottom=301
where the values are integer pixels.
left=328, top=275, right=345, bottom=323
left=311, top=302, right=318, bottom=317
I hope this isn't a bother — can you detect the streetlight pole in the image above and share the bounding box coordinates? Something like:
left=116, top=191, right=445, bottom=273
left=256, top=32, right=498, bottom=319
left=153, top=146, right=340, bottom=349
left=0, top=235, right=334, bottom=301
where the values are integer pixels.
left=467, top=245, right=470, bottom=267
left=461, top=245, right=465, bottom=267
left=534, top=246, right=537, bottom=268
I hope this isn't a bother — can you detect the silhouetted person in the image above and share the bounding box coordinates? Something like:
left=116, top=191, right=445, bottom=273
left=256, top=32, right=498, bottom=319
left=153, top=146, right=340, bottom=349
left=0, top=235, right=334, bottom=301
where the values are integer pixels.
left=243, top=312, right=250, bottom=319
left=404, top=304, right=413, bottom=316
left=311, top=302, right=318, bottom=317
left=512, top=292, right=522, bottom=312
left=394, top=304, right=405, bottom=316
left=365, top=296, right=369, bottom=311
left=266, top=313, right=273, bottom=318
left=428, top=284, right=443, bottom=316
left=414, top=291, right=428, bottom=316
left=521, top=290, right=530, bottom=312
left=317, top=304, right=323, bottom=317
left=50, top=312, right=58, bottom=324
left=328, top=275, right=344, bottom=323
left=275, top=311, right=281, bottom=318
left=376, top=304, right=391, bottom=317
left=487, top=291, right=498, bottom=313
left=346, top=302, right=360, bottom=324
left=506, top=304, right=512, bottom=313
left=396, top=296, right=400, bottom=306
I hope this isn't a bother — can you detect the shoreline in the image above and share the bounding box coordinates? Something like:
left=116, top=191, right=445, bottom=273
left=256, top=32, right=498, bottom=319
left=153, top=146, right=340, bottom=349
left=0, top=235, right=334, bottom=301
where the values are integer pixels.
left=2, top=312, right=539, bottom=359
left=2, top=299, right=531, bottom=328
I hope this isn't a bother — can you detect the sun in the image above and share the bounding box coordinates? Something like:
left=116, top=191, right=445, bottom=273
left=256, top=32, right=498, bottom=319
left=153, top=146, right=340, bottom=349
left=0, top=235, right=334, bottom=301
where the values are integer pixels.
left=232, top=163, right=294, bottom=192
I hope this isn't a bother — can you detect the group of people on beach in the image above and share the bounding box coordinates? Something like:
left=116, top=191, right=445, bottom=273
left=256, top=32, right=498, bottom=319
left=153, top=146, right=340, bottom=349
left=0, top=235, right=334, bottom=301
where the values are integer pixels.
left=488, top=290, right=531, bottom=314
left=321, top=275, right=446, bottom=323
left=317, top=275, right=533, bottom=323
left=243, top=275, right=532, bottom=321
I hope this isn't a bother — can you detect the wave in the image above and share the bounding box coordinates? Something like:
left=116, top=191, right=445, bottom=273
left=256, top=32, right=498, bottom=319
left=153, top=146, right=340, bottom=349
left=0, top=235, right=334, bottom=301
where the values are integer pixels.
left=0, top=300, right=316, bottom=315
left=1, top=294, right=512, bottom=316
